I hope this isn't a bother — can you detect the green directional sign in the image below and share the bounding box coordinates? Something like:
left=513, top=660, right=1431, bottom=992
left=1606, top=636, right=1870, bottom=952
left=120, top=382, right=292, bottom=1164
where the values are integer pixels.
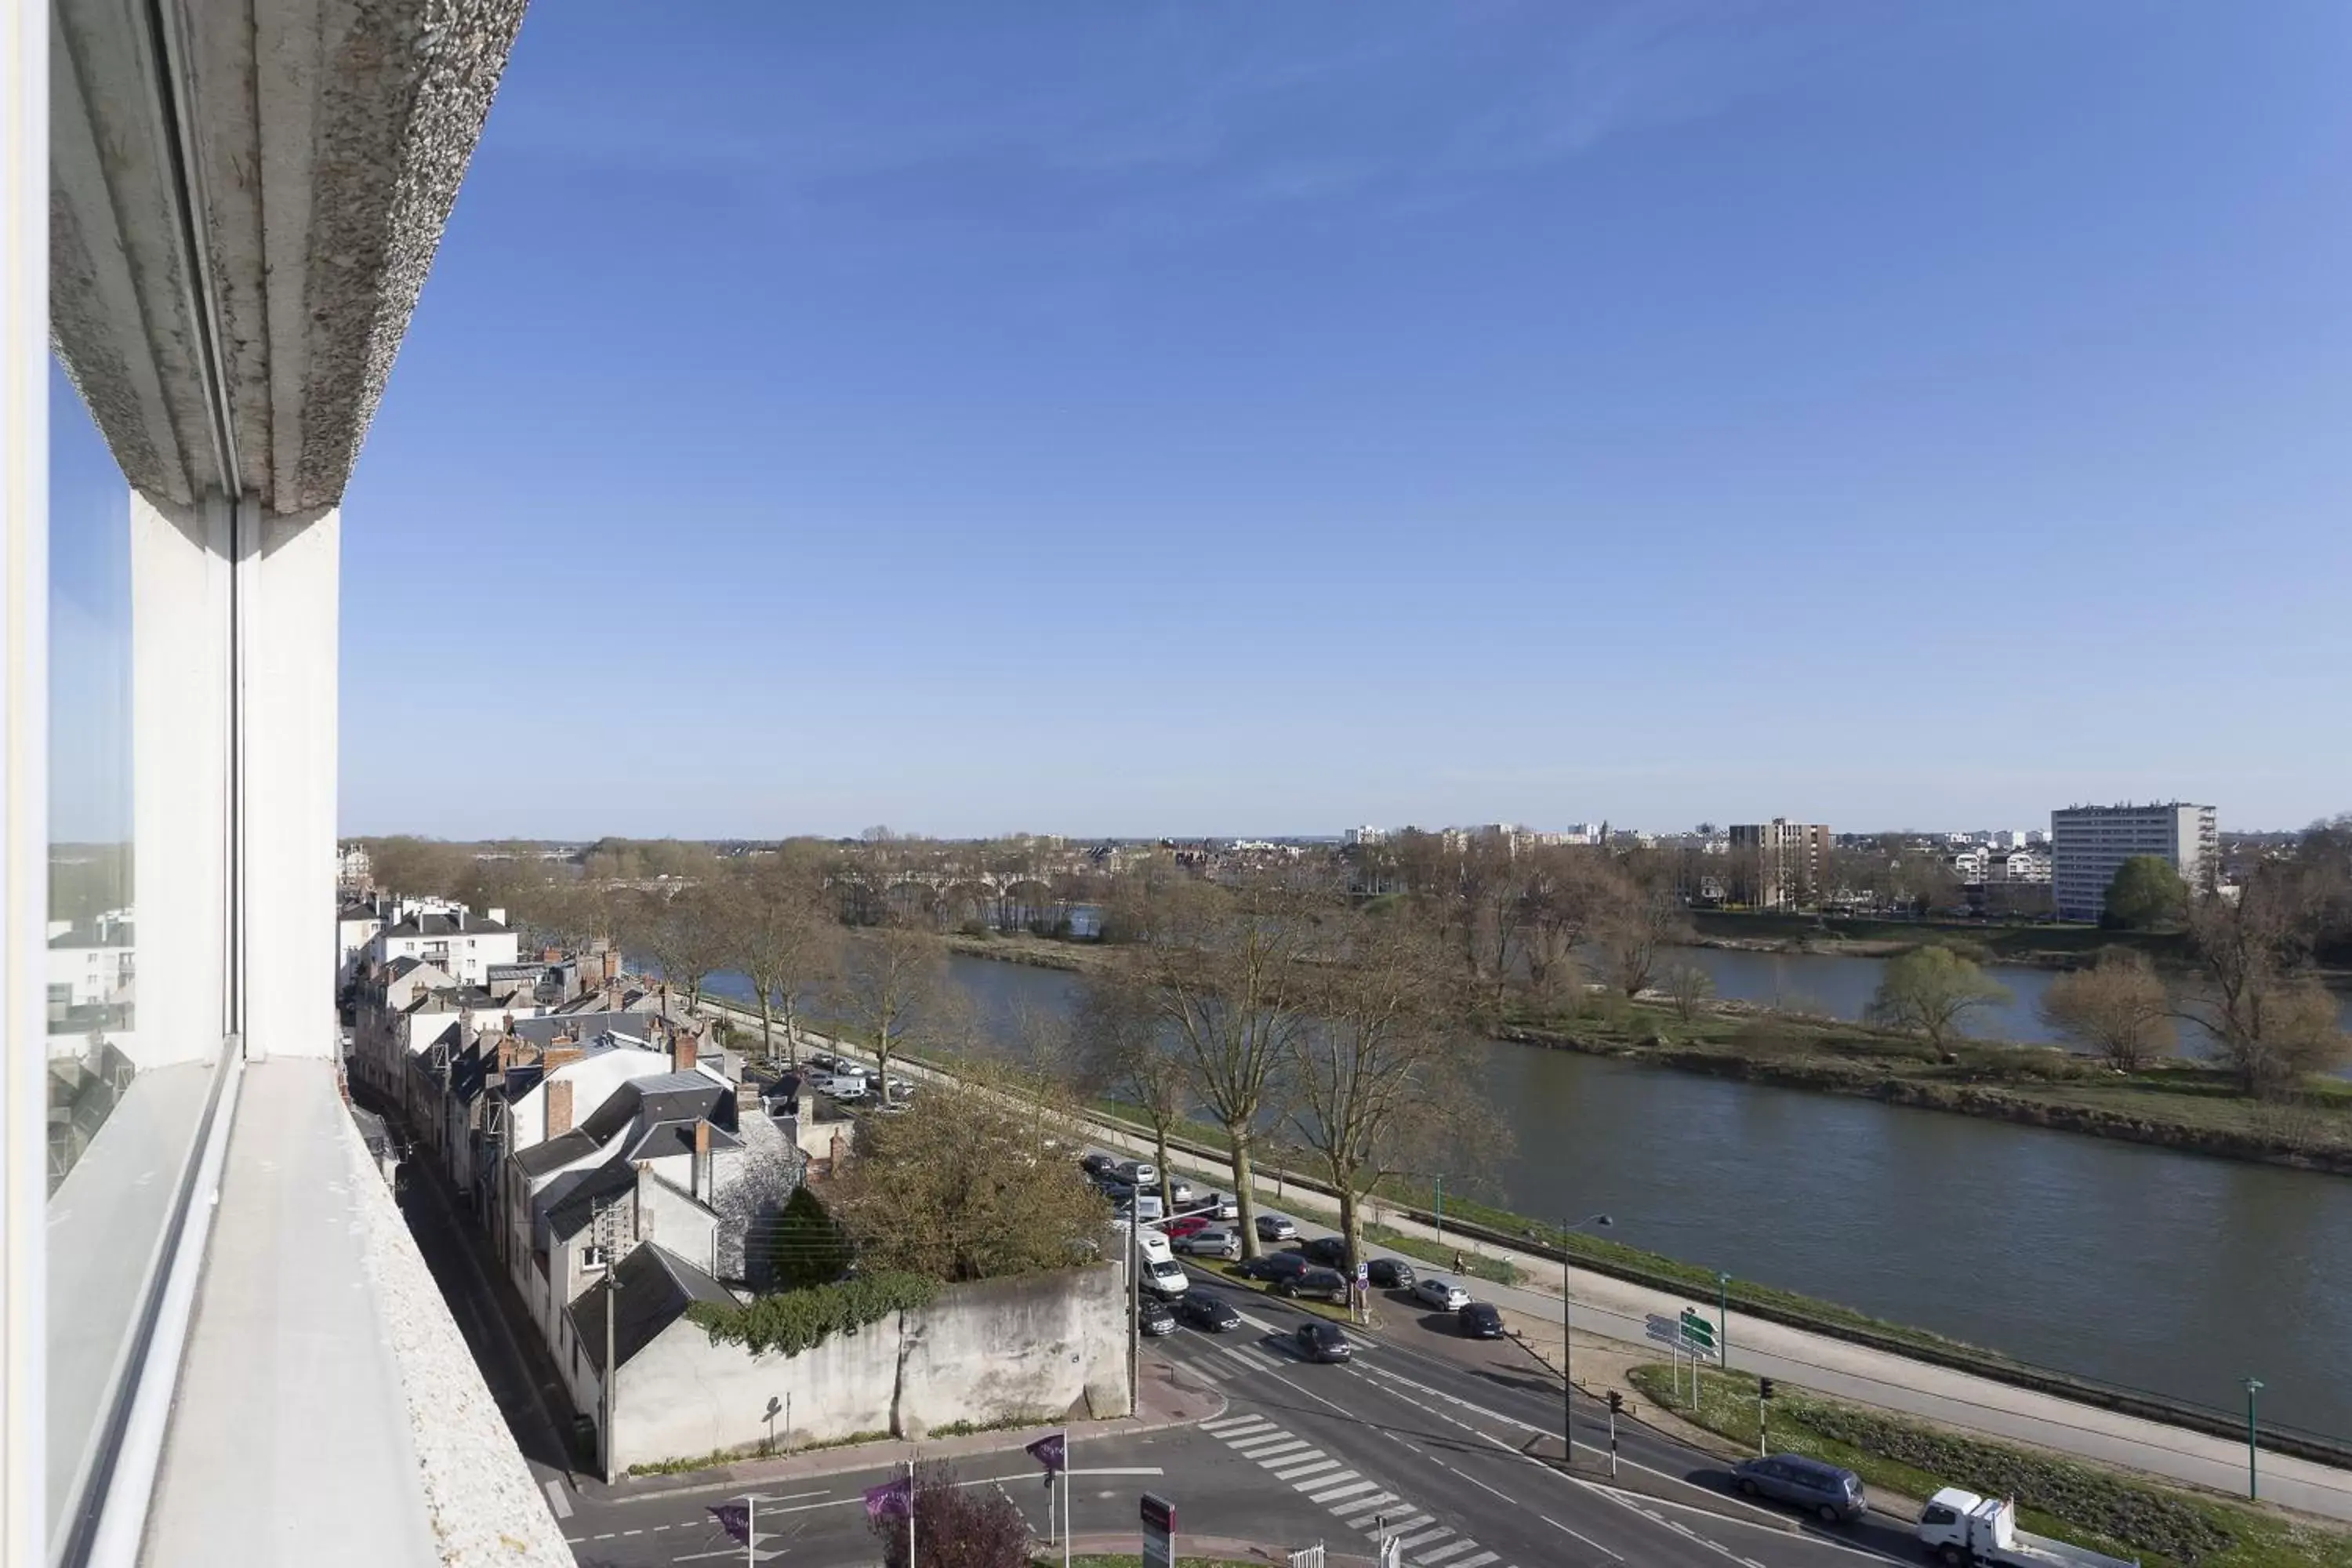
left=1679, top=1308, right=1716, bottom=1353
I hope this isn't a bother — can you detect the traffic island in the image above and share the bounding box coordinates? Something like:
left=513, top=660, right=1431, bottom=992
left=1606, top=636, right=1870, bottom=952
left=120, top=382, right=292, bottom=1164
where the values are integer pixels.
left=1630, top=1362, right=2352, bottom=1568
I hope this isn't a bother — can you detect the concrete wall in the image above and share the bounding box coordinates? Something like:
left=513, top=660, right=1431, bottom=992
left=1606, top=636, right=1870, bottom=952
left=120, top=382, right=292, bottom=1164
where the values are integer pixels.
left=605, top=1265, right=1129, bottom=1472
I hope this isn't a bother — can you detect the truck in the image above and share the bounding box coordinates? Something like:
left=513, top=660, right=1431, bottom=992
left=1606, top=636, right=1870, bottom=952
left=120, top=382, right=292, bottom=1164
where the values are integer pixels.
left=1915, top=1490, right=2138, bottom=1568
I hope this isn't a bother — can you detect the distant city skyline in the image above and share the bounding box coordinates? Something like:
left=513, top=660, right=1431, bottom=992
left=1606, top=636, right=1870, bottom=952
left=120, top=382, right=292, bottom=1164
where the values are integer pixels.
left=339, top=3, right=2352, bottom=838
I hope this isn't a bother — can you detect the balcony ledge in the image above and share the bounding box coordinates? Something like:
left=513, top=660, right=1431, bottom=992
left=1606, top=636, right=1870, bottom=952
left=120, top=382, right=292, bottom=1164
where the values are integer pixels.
left=143, top=1057, right=569, bottom=1567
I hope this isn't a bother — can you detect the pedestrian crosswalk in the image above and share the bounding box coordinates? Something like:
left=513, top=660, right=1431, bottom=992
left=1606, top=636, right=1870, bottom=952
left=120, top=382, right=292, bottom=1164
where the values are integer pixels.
left=1164, top=1330, right=1292, bottom=1385
left=1199, top=1413, right=1514, bottom=1568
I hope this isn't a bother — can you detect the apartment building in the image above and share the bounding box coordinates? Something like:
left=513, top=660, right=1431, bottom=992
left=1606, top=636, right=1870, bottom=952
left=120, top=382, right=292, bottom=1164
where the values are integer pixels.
left=2050, top=802, right=2219, bottom=922
left=1727, top=818, right=1835, bottom=909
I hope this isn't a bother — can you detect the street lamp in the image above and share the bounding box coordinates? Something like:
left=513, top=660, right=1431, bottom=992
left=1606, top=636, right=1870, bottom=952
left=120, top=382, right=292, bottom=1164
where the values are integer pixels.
left=1561, top=1214, right=1613, bottom=1467
left=2245, top=1377, right=2264, bottom=1501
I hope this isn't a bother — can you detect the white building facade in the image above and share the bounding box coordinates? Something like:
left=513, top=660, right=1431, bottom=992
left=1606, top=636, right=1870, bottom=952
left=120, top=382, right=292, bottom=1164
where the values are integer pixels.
left=2050, top=802, right=2217, bottom=922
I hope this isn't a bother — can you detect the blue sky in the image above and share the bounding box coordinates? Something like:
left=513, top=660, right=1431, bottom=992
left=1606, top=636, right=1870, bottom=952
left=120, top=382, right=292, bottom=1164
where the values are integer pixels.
left=339, top=1, right=2352, bottom=840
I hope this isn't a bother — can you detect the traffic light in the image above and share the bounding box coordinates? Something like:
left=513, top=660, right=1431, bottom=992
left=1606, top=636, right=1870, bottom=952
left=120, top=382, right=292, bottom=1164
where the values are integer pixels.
left=1759, top=1378, right=1777, bottom=1401
left=1606, top=1390, right=1624, bottom=1414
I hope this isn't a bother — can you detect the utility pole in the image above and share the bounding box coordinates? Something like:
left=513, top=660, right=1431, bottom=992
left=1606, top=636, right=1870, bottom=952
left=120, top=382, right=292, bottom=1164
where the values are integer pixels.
left=1127, top=1219, right=1141, bottom=1416
left=601, top=1269, right=617, bottom=1483
left=745, top=1493, right=757, bottom=1568
left=1717, top=1272, right=1730, bottom=1368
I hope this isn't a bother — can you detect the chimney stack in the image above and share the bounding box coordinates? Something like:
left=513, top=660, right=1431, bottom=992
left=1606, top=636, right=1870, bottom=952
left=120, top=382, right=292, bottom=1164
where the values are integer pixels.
left=543, top=946, right=561, bottom=964
left=602, top=948, right=620, bottom=984
left=546, top=1080, right=575, bottom=1137
left=676, top=1031, right=698, bottom=1075
left=693, top=1120, right=712, bottom=1202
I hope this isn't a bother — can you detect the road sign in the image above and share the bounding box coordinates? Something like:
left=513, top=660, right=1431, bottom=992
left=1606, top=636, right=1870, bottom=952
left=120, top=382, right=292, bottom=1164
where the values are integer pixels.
left=1356, top=1261, right=1370, bottom=1287
left=1142, top=1492, right=1176, bottom=1568
left=1645, top=1312, right=1682, bottom=1348
left=1680, top=1308, right=1716, bottom=1354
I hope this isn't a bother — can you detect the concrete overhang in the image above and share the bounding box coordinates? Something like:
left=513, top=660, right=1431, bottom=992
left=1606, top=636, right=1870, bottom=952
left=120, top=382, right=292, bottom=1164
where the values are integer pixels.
left=49, top=0, right=528, bottom=513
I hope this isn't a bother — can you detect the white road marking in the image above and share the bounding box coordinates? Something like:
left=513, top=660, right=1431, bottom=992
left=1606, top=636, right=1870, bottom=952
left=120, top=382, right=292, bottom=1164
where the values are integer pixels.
left=1301, top=1472, right=1368, bottom=1498
left=1330, top=1490, right=1400, bottom=1518
left=1539, top=1513, right=1624, bottom=1562
left=1398, top=1526, right=1456, bottom=1548
left=543, top=1479, right=572, bottom=1519
left=1276, top=1457, right=1344, bottom=1482
left=1201, top=1414, right=1262, bottom=1433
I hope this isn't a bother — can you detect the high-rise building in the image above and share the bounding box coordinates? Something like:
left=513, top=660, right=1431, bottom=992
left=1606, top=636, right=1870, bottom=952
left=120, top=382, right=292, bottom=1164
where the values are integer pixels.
left=1727, top=819, right=1834, bottom=909
left=2049, top=802, right=2218, bottom=922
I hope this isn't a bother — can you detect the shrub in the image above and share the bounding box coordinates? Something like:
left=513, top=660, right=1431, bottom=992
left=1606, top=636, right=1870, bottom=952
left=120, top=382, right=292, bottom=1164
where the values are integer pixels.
left=688, top=1271, right=939, bottom=1357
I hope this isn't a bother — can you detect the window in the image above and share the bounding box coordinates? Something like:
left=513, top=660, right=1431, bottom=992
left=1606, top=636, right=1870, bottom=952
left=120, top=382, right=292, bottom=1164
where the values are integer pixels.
left=46, top=360, right=214, bottom=1557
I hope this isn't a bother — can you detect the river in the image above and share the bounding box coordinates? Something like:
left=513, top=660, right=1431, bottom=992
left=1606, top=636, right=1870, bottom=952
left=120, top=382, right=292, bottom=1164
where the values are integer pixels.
left=704, top=949, right=2352, bottom=1443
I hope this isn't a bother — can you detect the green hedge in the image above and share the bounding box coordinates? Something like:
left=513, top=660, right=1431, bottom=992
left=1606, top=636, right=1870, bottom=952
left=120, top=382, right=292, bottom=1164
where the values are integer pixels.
left=687, top=1271, right=940, bottom=1357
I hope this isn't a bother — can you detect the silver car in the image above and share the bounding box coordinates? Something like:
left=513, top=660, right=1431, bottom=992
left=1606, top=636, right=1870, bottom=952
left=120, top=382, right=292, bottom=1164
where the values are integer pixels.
left=1412, top=1276, right=1472, bottom=1311
left=1173, top=1227, right=1240, bottom=1261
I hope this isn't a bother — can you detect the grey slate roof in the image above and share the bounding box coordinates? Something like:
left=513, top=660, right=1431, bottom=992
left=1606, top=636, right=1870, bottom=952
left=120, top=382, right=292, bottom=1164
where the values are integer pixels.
left=379, top=912, right=510, bottom=938
left=568, top=1244, right=735, bottom=1374
left=543, top=1159, right=637, bottom=1242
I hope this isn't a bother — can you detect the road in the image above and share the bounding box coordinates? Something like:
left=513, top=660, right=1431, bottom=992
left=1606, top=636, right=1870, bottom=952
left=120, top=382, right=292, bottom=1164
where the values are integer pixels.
left=544, top=1266, right=1929, bottom=1568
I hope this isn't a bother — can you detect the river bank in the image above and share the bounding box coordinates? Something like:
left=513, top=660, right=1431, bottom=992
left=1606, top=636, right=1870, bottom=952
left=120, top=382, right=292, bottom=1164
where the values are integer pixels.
left=1501, top=1002, right=2352, bottom=1176
left=931, top=935, right=2352, bottom=1177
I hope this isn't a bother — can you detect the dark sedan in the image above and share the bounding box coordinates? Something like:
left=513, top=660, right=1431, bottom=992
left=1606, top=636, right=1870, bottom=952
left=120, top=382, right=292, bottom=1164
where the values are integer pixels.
left=1457, top=1302, right=1505, bottom=1339
left=1177, top=1292, right=1242, bottom=1332
left=1294, top=1322, right=1352, bottom=1363
left=1237, top=1251, right=1311, bottom=1285
left=1367, top=1258, right=1415, bottom=1289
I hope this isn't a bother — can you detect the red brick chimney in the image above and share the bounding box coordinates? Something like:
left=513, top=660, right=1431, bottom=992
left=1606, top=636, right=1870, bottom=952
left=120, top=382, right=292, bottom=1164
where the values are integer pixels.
left=693, top=1119, right=711, bottom=1202
left=602, top=948, right=620, bottom=983
left=543, top=946, right=561, bottom=964
left=676, top=1031, right=698, bottom=1075
left=546, top=1079, right=575, bottom=1137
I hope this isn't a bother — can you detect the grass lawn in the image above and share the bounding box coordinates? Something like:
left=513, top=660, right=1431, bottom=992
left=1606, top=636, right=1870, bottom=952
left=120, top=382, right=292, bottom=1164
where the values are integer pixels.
left=1628, top=1363, right=2352, bottom=1568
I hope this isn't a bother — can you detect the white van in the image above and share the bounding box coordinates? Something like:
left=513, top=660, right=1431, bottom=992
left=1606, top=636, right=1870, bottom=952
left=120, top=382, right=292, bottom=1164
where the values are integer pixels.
left=816, top=1071, right=869, bottom=1100
left=1143, top=1256, right=1190, bottom=1297
left=1135, top=1230, right=1175, bottom=1268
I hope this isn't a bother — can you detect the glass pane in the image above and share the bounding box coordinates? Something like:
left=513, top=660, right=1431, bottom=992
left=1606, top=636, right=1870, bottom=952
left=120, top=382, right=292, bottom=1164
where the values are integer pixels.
left=45, top=358, right=207, bottom=1548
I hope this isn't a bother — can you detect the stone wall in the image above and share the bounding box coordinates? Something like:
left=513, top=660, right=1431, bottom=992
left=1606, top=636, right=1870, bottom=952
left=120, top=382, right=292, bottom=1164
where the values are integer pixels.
left=609, top=1265, right=1127, bottom=1471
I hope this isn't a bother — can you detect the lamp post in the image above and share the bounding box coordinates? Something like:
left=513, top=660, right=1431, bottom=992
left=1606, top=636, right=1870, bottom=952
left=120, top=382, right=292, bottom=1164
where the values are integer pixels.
left=2245, top=1377, right=2264, bottom=1501
left=1560, top=1213, right=1613, bottom=1467
left=1716, top=1271, right=1731, bottom=1368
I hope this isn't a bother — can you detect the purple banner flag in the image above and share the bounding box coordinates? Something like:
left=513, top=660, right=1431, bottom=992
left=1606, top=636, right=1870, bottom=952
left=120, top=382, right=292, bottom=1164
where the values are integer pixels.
left=709, top=1504, right=750, bottom=1544
left=863, top=1476, right=913, bottom=1521
left=1025, top=1432, right=1067, bottom=1475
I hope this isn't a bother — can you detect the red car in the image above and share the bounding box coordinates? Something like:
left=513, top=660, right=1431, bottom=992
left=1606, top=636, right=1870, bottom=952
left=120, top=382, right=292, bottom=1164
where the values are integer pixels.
left=1163, top=1215, right=1214, bottom=1240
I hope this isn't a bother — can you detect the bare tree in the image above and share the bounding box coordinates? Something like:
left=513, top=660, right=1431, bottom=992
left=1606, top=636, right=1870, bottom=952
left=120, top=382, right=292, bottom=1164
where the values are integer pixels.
left=2037, top=949, right=2175, bottom=1070
left=1287, top=912, right=1497, bottom=1273
left=731, top=852, right=843, bottom=1065
left=2183, top=866, right=2351, bottom=1096
left=1100, top=871, right=1319, bottom=1258
left=1595, top=869, right=1690, bottom=997
left=1865, top=944, right=2010, bottom=1049
left=628, top=884, right=735, bottom=1014
left=830, top=920, right=967, bottom=1087
left=1662, top=961, right=1715, bottom=1025
left=1075, top=979, right=1191, bottom=1216
left=1520, top=845, right=1603, bottom=1007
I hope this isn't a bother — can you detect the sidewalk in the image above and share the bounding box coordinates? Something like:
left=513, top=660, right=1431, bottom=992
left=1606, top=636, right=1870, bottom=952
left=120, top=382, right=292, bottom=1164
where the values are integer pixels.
left=579, top=1338, right=1214, bottom=1506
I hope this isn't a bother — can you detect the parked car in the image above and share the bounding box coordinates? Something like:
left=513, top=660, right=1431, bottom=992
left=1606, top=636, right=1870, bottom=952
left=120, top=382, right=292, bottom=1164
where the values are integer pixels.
left=1123, top=1194, right=1165, bottom=1223
left=1238, top=1251, right=1312, bottom=1284
left=1178, top=1292, right=1242, bottom=1332
left=1276, top=1266, right=1351, bottom=1304
left=1367, top=1258, right=1415, bottom=1289
left=1097, top=1177, right=1136, bottom=1203
left=1301, top=1236, right=1349, bottom=1269
left=1137, top=1297, right=1178, bottom=1337
left=1205, top=1192, right=1240, bottom=1221
left=1294, top=1322, right=1352, bottom=1363
left=1080, top=1152, right=1118, bottom=1178
left=1457, top=1302, right=1504, bottom=1339
left=804, top=1051, right=838, bottom=1072
left=1164, top=1215, right=1214, bottom=1240
left=1255, top=1214, right=1298, bottom=1243
left=1116, top=1160, right=1159, bottom=1188
left=1166, top=1177, right=1196, bottom=1205
left=1412, top=1277, right=1472, bottom=1312
left=1174, top=1228, right=1241, bottom=1261
left=1732, top=1454, right=1865, bottom=1524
